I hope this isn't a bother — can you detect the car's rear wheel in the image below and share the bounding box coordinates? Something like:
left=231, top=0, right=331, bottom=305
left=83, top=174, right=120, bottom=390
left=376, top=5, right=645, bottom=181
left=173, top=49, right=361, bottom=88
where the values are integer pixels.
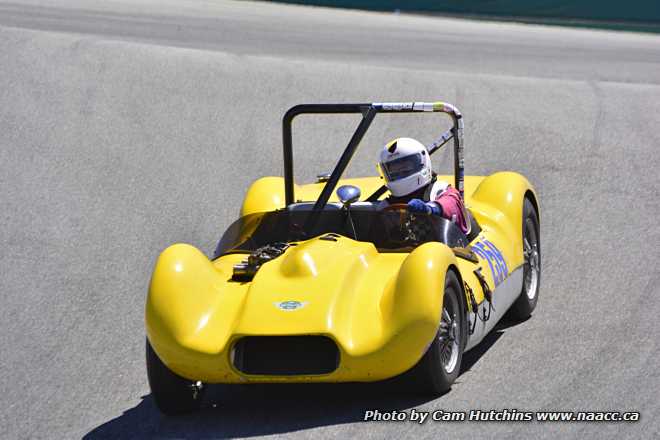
left=146, top=339, right=205, bottom=415
left=407, top=270, right=465, bottom=394
left=508, top=198, right=541, bottom=320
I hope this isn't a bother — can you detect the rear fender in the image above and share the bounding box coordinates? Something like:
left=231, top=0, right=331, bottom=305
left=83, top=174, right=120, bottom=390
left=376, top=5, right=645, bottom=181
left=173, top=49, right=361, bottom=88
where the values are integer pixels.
left=241, top=177, right=288, bottom=216
left=470, top=172, right=539, bottom=269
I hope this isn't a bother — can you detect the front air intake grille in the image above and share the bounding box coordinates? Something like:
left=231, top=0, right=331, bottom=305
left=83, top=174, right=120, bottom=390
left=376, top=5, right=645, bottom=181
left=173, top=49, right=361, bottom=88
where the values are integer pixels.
left=232, top=336, right=339, bottom=376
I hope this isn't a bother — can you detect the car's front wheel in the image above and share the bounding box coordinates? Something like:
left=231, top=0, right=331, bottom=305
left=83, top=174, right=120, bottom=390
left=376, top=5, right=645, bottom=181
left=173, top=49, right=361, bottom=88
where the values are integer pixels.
left=146, top=339, right=205, bottom=415
left=408, top=270, right=466, bottom=394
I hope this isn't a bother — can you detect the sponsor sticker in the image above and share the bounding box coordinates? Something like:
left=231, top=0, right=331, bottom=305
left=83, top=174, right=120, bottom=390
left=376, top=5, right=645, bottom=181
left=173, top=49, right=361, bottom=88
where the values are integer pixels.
left=472, top=239, right=508, bottom=286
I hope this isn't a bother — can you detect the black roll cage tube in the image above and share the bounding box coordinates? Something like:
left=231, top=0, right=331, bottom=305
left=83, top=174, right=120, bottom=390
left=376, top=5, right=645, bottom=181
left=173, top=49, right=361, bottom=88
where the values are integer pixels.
left=282, top=102, right=464, bottom=217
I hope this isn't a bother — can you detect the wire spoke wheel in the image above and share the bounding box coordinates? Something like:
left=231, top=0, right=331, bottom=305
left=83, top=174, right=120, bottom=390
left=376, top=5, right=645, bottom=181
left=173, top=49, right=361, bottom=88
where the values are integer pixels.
left=508, top=198, right=541, bottom=320
left=438, top=291, right=460, bottom=374
left=407, top=271, right=465, bottom=395
left=523, top=218, right=540, bottom=300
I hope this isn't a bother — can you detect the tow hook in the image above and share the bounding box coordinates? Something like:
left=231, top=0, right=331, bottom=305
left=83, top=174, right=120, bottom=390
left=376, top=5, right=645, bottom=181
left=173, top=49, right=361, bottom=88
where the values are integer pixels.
left=191, top=381, right=203, bottom=400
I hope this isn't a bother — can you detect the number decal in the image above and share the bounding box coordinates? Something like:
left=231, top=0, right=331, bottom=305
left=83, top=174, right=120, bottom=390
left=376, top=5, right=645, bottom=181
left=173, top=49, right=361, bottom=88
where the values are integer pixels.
left=472, top=239, right=508, bottom=286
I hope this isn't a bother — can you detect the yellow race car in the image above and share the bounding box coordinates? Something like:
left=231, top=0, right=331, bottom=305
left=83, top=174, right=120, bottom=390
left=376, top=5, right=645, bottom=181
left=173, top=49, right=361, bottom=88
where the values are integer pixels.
left=145, top=102, right=541, bottom=414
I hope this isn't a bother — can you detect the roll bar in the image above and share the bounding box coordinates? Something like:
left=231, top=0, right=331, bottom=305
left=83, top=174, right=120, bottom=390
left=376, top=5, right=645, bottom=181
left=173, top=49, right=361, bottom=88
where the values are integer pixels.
left=282, top=102, right=464, bottom=212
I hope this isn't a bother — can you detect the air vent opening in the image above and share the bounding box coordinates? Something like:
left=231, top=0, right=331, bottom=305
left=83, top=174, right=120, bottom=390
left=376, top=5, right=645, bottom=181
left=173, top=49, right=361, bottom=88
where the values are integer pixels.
left=232, top=336, right=339, bottom=376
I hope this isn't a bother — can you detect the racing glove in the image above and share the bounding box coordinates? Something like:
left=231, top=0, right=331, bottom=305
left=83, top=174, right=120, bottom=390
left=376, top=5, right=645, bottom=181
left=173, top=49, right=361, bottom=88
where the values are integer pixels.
left=407, top=199, right=442, bottom=216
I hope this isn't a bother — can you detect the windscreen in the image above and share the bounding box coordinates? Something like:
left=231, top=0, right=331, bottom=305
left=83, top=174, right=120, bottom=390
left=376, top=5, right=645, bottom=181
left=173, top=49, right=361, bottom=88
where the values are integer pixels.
left=214, top=207, right=466, bottom=258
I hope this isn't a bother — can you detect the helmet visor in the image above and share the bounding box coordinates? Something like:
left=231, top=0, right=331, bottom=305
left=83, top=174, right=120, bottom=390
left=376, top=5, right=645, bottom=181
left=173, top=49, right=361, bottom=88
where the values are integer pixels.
left=382, top=153, right=424, bottom=181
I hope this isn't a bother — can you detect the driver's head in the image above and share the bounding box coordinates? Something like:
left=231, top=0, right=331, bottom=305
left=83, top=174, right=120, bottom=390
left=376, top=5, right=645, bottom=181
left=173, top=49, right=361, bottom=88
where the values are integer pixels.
left=378, top=137, right=432, bottom=197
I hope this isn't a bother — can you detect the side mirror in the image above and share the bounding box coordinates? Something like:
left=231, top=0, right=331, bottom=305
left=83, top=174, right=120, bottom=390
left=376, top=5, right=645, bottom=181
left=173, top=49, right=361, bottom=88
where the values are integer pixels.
left=336, top=185, right=361, bottom=207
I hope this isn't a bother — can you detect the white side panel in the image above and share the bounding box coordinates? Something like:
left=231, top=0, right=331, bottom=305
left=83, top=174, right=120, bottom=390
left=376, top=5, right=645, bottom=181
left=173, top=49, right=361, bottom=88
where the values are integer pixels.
left=465, top=267, right=524, bottom=352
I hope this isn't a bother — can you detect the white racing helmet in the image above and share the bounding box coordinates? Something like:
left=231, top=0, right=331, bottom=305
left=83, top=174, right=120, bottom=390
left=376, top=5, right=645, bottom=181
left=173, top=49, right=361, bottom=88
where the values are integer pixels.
left=378, top=137, right=432, bottom=197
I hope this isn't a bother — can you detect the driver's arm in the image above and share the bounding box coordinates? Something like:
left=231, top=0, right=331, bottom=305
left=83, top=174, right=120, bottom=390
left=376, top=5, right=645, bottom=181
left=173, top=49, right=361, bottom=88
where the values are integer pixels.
left=432, top=187, right=469, bottom=233
left=407, top=198, right=443, bottom=215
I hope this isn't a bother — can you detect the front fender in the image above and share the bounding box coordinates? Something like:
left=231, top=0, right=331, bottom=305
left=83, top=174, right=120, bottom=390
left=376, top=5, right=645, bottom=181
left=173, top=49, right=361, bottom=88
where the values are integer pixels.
left=145, top=244, right=247, bottom=375
left=379, top=242, right=458, bottom=368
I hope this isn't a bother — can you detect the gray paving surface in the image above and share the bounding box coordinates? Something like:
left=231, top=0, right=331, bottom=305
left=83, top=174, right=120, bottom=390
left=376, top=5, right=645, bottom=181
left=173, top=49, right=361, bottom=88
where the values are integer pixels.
left=1, top=1, right=659, bottom=439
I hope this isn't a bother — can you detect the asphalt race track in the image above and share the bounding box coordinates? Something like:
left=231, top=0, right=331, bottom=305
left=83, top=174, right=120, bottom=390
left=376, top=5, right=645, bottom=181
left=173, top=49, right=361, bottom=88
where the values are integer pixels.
left=1, top=1, right=659, bottom=438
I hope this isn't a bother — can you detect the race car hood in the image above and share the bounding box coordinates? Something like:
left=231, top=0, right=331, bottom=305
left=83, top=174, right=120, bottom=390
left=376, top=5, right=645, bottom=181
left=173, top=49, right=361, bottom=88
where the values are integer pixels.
left=146, top=236, right=453, bottom=382
left=147, top=237, right=399, bottom=354
left=234, top=237, right=388, bottom=348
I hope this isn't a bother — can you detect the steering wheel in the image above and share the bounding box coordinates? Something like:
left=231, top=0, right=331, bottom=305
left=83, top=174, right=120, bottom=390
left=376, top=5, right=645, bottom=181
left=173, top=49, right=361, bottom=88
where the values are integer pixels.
left=382, top=203, right=420, bottom=244
left=382, top=203, right=410, bottom=231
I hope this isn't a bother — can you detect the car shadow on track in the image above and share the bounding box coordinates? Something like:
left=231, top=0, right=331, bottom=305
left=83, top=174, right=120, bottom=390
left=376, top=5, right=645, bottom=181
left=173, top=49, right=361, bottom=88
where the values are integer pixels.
left=460, top=314, right=527, bottom=374
left=84, top=320, right=517, bottom=439
left=84, top=383, right=433, bottom=439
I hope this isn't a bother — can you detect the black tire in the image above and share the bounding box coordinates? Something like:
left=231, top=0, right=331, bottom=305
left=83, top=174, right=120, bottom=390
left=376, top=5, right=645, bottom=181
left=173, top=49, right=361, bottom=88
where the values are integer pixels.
left=407, top=270, right=466, bottom=395
left=508, top=198, right=541, bottom=320
left=146, top=339, right=205, bottom=415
